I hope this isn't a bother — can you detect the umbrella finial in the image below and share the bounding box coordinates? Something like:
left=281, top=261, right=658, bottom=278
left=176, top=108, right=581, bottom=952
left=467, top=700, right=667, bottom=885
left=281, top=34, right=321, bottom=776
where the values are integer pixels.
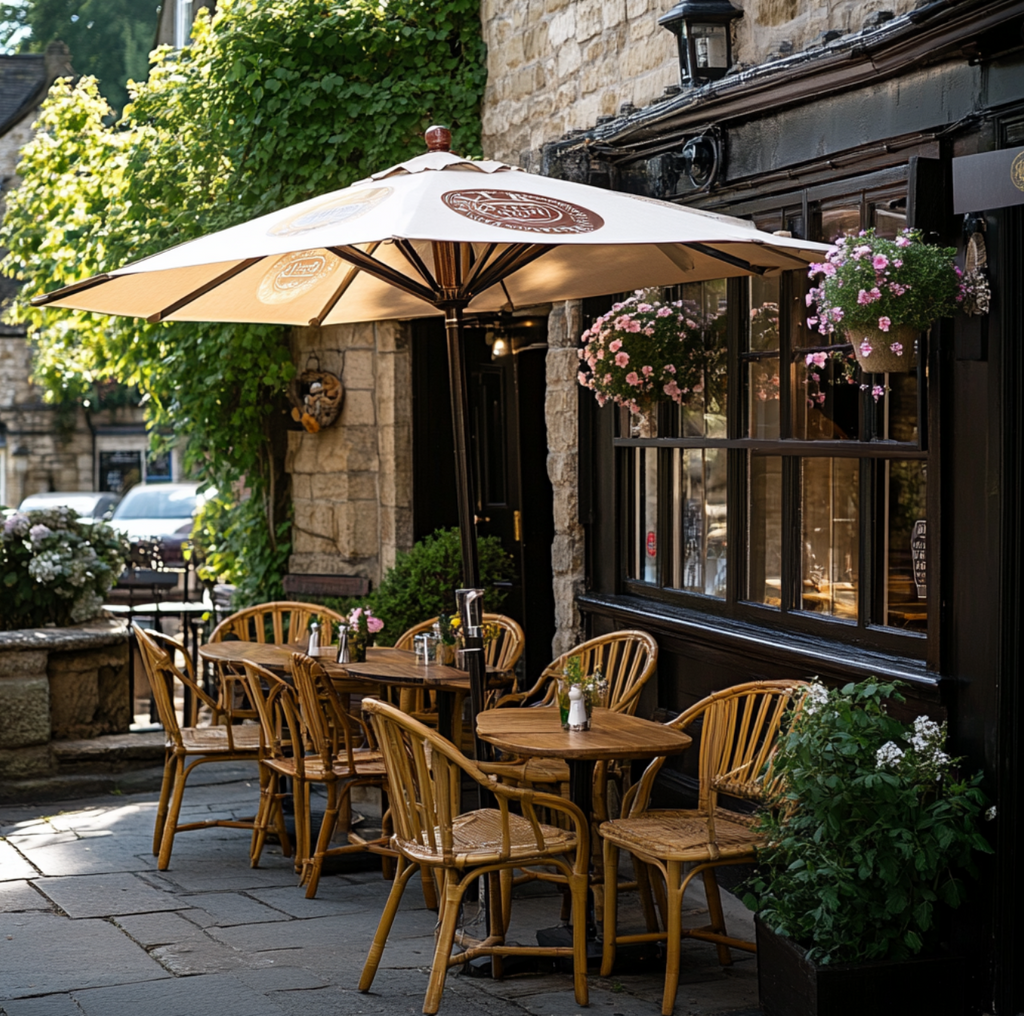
left=425, top=125, right=452, bottom=152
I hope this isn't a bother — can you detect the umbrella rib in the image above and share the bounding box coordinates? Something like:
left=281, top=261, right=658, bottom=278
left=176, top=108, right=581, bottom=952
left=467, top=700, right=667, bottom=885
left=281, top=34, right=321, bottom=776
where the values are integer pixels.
left=393, top=239, right=439, bottom=294
left=328, top=245, right=437, bottom=304
left=459, top=243, right=498, bottom=297
left=145, top=257, right=266, bottom=323
left=465, top=243, right=554, bottom=301
left=31, top=273, right=113, bottom=306
left=687, top=243, right=768, bottom=276
left=311, top=242, right=382, bottom=326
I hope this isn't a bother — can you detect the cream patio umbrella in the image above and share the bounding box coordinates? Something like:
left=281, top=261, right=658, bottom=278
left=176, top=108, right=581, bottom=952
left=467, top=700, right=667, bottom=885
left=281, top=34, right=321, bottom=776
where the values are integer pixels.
left=34, top=126, right=827, bottom=734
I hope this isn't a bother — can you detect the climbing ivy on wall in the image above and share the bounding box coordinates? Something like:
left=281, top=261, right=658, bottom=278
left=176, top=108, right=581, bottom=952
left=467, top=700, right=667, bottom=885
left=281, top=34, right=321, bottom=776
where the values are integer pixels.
left=1, top=0, right=486, bottom=601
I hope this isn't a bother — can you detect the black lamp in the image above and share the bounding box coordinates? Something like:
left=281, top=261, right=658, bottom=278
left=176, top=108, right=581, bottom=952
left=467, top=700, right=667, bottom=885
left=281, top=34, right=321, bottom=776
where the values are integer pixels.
left=659, top=1, right=742, bottom=86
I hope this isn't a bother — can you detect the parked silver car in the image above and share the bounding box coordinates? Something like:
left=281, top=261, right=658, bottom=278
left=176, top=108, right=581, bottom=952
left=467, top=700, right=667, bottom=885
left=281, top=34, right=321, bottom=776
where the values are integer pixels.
left=110, top=482, right=210, bottom=566
left=18, top=491, right=120, bottom=520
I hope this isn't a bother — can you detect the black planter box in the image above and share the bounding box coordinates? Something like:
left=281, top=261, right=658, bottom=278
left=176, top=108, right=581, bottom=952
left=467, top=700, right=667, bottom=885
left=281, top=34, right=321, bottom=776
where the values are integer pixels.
left=756, top=917, right=965, bottom=1016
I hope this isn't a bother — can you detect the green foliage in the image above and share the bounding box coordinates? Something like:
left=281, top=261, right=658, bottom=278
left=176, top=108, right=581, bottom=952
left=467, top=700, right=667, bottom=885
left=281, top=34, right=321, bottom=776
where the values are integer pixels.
left=743, top=679, right=992, bottom=966
left=1, top=507, right=130, bottom=629
left=1, top=0, right=486, bottom=600
left=190, top=491, right=291, bottom=608
left=356, top=528, right=514, bottom=646
left=0, top=0, right=160, bottom=114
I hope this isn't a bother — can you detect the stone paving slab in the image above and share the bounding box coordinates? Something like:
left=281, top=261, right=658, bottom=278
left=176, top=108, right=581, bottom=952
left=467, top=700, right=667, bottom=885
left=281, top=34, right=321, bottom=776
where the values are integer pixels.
left=72, top=972, right=288, bottom=1016
left=0, top=845, right=38, bottom=883
left=176, top=891, right=293, bottom=927
left=0, top=912, right=168, bottom=999
left=112, top=910, right=205, bottom=948
left=31, top=873, right=187, bottom=919
left=0, top=994, right=84, bottom=1016
left=0, top=882, right=51, bottom=912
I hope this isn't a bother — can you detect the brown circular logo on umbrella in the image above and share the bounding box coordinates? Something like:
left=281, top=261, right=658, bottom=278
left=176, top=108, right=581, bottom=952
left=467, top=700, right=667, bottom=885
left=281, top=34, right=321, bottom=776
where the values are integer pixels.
left=442, top=189, right=604, bottom=233
left=267, top=186, right=392, bottom=237
left=258, top=250, right=338, bottom=304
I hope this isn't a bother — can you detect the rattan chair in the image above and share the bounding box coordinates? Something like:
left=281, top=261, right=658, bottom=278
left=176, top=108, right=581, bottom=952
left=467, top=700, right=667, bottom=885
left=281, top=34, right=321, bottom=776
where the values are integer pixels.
left=358, top=698, right=590, bottom=1014
left=207, top=601, right=346, bottom=724
left=135, top=627, right=290, bottom=870
left=598, top=679, right=809, bottom=1016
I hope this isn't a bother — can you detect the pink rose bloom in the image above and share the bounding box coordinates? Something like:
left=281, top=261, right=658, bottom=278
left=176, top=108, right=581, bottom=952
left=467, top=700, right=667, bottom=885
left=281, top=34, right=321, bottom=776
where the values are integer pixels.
left=890, top=342, right=903, bottom=356
left=871, top=385, right=885, bottom=402
left=831, top=307, right=844, bottom=322
left=878, top=316, right=891, bottom=332
left=806, top=293, right=816, bottom=307
left=663, top=380, right=680, bottom=398
left=627, top=320, right=642, bottom=333
left=807, top=316, right=819, bottom=329
left=609, top=338, right=622, bottom=352
left=893, top=258, right=903, bottom=268
left=614, top=351, right=630, bottom=367
left=643, top=326, right=655, bottom=336
left=685, top=319, right=697, bottom=329
left=641, top=365, right=653, bottom=376
left=625, top=371, right=640, bottom=386
left=665, top=364, right=676, bottom=374
left=656, top=306, right=672, bottom=317
left=611, top=302, right=624, bottom=311
left=806, top=352, right=827, bottom=368
left=853, top=245, right=872, bottom=259
left=577, top=371, right=589, bottom=385
left=821, top=262, right=837, bottom=277
left=873, top=255, right=889, bottom=271
left=603, top=373, right=612, bottom=383
left=859, top=340, right=873, bottom=357
left=637, top=303, right=653, bottom=312
left=366, top=615, right=385, bottom=634
left=896, top=236, right=911, bottom=248
left=614, top=315, right=630, bottom=330
left=586, top=356, right=597, bottom=369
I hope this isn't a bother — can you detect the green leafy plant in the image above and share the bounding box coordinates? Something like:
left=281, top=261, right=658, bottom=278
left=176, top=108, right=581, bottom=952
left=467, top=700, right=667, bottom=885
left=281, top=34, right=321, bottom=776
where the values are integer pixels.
left=1, top=0, right=486, bottom=609
left=1, top=508, right=130, bottom=629
left=744, top=679, right=992, bottom=965
left=347, top=528, right=514, bottom=646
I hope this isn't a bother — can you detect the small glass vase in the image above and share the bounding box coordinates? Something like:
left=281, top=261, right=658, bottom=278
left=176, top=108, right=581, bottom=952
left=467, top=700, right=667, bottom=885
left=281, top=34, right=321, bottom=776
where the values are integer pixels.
left=350, top=633, right=375, bottom=664
left=436, top=642, right=457, bottom=666
left=556, top=677, right=606, bottom=731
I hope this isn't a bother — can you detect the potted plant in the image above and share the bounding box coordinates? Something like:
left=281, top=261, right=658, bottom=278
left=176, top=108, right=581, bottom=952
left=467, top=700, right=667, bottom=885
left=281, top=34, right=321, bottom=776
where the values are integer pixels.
left=807, top=228, right=969, bottom=373
left=576, top=288, right=725, bottom=428
left=744, top=679, right=992, bottom=1016
left=346, top=606, right=383, bottom=663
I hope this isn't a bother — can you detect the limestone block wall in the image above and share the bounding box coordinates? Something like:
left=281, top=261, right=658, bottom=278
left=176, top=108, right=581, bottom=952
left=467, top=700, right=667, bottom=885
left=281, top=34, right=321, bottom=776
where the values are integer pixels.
left=287, top=320, right=413, bottom=587
left=480, top=0, right=920, bottom=167
left=545, top=300, right=586, bottom=657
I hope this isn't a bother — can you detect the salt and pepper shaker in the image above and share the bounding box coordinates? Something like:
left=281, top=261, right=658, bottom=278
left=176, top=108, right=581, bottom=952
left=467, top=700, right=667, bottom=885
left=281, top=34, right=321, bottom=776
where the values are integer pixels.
left=336, top=624, right=350, bottom=664
left=308, top=622, right=320, bottom=655
left=567, top=684, right=589, bottom=731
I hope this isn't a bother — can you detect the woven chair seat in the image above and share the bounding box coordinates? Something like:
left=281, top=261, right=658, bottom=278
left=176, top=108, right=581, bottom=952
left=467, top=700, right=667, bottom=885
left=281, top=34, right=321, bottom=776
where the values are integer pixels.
left=600, top=808, right=763, bottom=864
left=397, top=807, right=578, bottom=867
left=262, top=749, right=388, bottom=781
left=178, top=724, right=263, bottom=752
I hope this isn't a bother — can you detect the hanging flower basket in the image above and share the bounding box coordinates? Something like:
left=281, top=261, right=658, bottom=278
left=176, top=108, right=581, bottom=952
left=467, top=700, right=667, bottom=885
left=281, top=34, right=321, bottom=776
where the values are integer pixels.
left=288, top=354, right=344, bottom=433
left=575, top=289, right=724, bottom=415
left=807, top=228, right=971, bottom=375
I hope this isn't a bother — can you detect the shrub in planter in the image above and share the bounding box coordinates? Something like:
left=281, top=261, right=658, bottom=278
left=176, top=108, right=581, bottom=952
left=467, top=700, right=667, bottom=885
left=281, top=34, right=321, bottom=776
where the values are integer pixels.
left=807, top=228, right=969, bottom=374
left=1, top=507, right=130, bottom=630
left=744, top=679, right=992, bottom=967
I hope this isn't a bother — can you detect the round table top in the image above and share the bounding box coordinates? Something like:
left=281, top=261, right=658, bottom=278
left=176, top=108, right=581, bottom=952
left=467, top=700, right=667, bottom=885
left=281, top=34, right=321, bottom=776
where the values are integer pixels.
left=476, top=706, right=692, bottom=762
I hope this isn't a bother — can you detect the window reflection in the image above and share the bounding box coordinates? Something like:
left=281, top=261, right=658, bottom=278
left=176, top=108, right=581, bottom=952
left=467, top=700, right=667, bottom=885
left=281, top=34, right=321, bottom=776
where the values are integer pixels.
left=669, top=448, right=727, bottom=597
left=748, top=455, right=782, bottom=607
left=882, top=461, right=927, bottom=633
left=629, top=448, right=659, bottom=583
left=800, top=458, right=859, bottom=621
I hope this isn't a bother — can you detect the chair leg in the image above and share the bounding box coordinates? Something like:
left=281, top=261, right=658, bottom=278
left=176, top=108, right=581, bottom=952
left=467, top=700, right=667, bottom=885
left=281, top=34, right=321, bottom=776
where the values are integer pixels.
left=359, top=857, right=418, bottom=992
left=157, top=755, right=187, bottom=870
left=601, top=840, right=620, bottom=977
left=250, top=770, right=273, bottom=867
left=152, top=752, right=175, bottom=856
left=423, top=869, right=464, bottom=1015
left=292, top=779, right=310, bottom=876
left=488, top=871, right=504, bottom=980
left=305, top=780, right=340, bottom=899
left=702, top=867, right=733, bottom=966
left=661, top=861, right=683, bottom=1016
left=568, top=869, right=590, bottom=1007
left=499, top=867, right=513, bottom=937
left=419, top=865, right=438, bottom=911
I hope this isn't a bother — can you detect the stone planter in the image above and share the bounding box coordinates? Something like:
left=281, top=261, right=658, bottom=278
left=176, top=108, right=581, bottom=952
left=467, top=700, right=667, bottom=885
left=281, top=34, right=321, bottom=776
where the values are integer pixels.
left=756, top=917, right=965, bottom=1016
left=848, top=323, right=919, bottom=373
left=0, top=620, right=130, bottom=780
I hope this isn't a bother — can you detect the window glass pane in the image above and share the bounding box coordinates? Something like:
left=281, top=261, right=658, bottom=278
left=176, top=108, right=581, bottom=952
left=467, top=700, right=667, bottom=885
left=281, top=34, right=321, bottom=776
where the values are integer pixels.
left=747, top=455, right=782, bottom=607
left=792, top=351, right=862, bottom=440
left=629, top=447, right=659, bottom=583
left=873, top=206, right=906, bottom=239
left=882, top=461, right=927, bottom=633
left=882, top=371, right=920, bottom=443
left=747, top=276, right=780, bottom=439
left=669, top=448, right=727, bottom=597
left=821, top=206, right=860, bottom=243
left=749, top=277, right=780, bottom=351
left=800, top=458, right=859, bottom=621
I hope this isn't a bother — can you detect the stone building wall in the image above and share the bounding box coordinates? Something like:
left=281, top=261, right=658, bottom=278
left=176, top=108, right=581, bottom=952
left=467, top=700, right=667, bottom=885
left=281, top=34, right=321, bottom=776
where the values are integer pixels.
left=480, top=0, right=919, bottom=168
left=286, top=320, right=413, bottom=588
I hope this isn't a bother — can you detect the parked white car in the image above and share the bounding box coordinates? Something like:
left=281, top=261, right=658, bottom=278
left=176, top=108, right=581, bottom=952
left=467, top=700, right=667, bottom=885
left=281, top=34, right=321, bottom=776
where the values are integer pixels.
left=18, top=491, right=120, bottom=520
left=110, top=482, right=210, bottom=566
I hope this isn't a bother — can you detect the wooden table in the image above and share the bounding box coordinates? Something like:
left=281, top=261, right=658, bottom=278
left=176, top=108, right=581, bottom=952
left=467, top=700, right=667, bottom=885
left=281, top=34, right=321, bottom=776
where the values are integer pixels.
left=476, top=706, right=691, bottom=821
left=197, top=643, right=469, bottom=738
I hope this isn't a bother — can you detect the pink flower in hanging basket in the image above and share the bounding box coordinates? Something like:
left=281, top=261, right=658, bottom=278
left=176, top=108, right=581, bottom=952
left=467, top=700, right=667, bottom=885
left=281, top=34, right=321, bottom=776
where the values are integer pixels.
left=625, top=371, right=641, bottom=386
left=609, top=338, right=623, bottom=352
left=890, top=342, right=904, bottom=356
left=878, top=316, right=891, bottom=332
left=859, top=340, right=874, bottom=357
left=614, top=351, right=630, bottom=367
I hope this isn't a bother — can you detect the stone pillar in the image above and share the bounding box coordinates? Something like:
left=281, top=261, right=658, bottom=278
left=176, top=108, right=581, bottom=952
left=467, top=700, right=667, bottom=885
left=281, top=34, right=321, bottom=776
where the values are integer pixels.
left=287, top=321, right=414, bottom=587
left=546, top=300, right=586, bottom=658
left=0, top=649, right=55, bottom=779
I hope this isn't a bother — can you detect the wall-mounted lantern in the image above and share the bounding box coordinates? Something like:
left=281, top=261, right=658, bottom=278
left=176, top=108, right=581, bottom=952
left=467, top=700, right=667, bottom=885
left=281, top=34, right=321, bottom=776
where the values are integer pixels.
left=659, top=1, right=743, bottom=87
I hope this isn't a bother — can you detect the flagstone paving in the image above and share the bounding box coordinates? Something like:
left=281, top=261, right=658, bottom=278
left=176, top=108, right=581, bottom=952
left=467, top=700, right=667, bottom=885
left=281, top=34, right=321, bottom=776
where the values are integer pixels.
left=0, top=763, right=760, bottom=1016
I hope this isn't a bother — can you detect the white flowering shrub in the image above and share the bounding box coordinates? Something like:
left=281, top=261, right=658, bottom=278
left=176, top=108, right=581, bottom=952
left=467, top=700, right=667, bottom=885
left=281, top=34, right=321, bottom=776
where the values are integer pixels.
left=1, top=508, right=130, bottom=630
left=743, top=678, right=991, bottom=965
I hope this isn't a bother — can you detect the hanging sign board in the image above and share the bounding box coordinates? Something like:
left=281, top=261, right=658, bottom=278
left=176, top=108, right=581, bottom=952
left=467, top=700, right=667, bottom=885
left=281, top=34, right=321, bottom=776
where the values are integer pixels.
left=952, top=146, right=1024, bottom=214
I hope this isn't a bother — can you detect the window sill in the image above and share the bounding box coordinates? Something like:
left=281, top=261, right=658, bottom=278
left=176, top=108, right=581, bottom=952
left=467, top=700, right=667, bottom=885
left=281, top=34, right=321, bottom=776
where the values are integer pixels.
left=577, top=590, right=940, bottom=693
